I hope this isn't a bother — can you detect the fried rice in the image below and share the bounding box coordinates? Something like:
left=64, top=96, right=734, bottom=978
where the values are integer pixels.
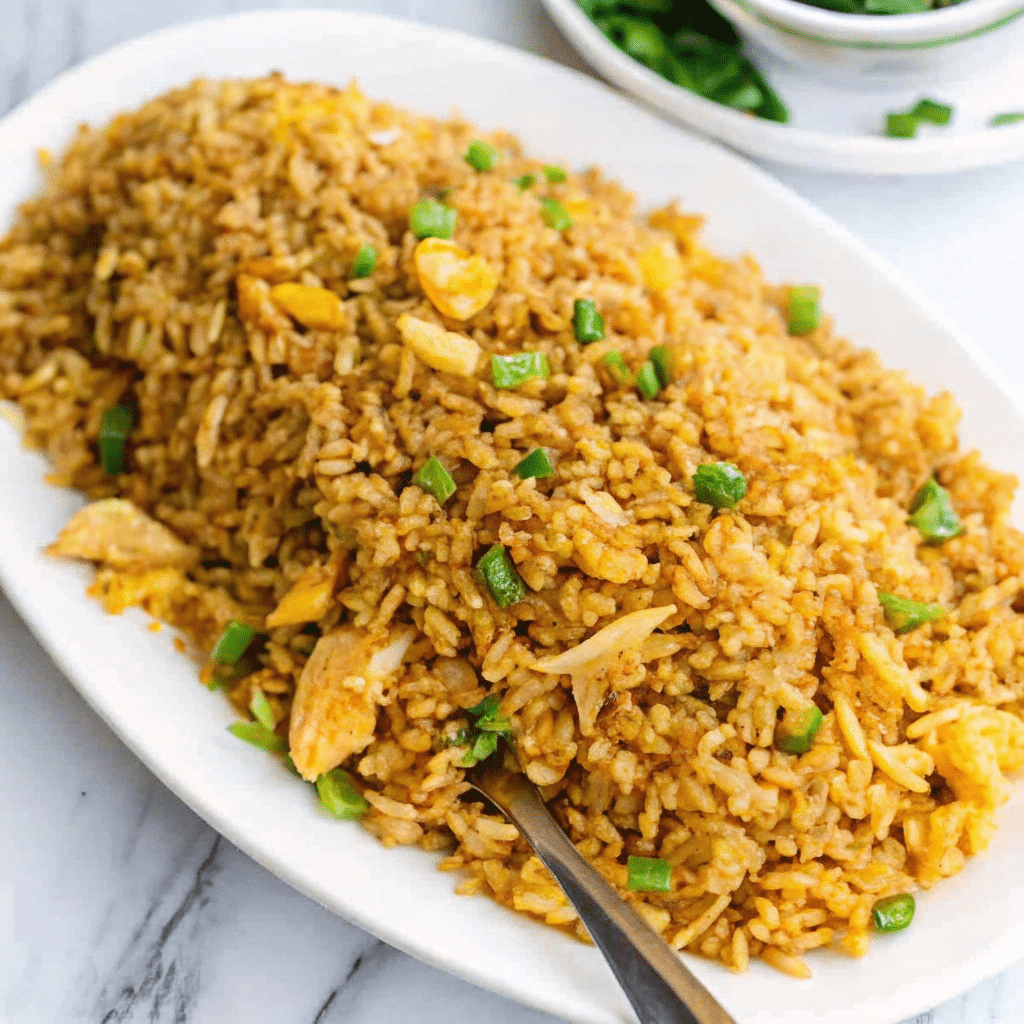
left=2, top=75, right=1023, bottom=978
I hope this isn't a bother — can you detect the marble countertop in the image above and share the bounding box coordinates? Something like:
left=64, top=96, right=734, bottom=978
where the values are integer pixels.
left=2, top=2, right=1023, bottom=1022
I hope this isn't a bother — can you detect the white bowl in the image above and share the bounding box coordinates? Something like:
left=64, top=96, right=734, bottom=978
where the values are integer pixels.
left=707, top=0, right=1024, bottom=80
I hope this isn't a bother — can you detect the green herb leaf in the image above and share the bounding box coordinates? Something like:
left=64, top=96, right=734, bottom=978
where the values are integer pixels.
left=908, top=477, right=963, bottom=543
left=316, top=768, right=370, bottom=820
left=514, top=448, right=555, bottom=479
left=411, top=455, right=457, bottom=506
left=872, top=893, right=915, bottom=933
left=476, top=544, right=526, bottom=608
left=491, top=352, right=550, bottom=389
left=693, top=462, right=747, bottom=509
left=459, top=729, right=499, bottom=767
left=627, top=855, right=672, bottom=893
left=573, top=299, right=605, bottom=343
left=410, top=198, right=457, bottom=240
left=879, top=592, right=947, bottom=634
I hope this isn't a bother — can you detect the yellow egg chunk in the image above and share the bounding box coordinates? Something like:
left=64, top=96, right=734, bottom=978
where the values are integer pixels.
left=639, top=239, right=684, bottom=293
left=413, top=238, right=498, bottom=320
left=269, top=282, right=347, bottom=330
left=265, top=556, right=346, bottom=629
left=396, top=314, right=481, bottom=377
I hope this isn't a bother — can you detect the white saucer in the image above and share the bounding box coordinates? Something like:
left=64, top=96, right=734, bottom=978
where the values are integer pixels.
left=542, top=0, right=1024, bottom=175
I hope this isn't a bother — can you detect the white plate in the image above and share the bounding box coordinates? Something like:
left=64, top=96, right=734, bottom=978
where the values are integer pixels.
left=541, top=0, right=1024, bottom=175
left=1, top=11, right=1023, bottom=1024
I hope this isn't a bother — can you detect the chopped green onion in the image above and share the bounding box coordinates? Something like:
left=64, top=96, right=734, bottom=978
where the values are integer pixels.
left=228, top=721, right=286, bottom=754
left=540, top=197, right=572, bottom=231
left=879, top=592, right=947, bottom=635
left=693, top=462, right=747, bottom=509
left=468, top=693, right=513, bottom=736
left=650, top=345, right=673, bottom=387
left=542, top=164, right=567, bottom=183
left=249, top=690, right=276, bottom=732
left=872, top=893, right=915, bottom=933
left=514, top=448, right=555, bottom=479
left=316, top=768, right=370, bottom=820
left=409, top=199, right=457, bottom=240
left=627, top=855, right=672, bottom=893
left=991, top=112, right=1024, bottom=127
left=886, top=112, right=919, bottom=139
left=411, top=455, right=457, bottom=506
left=350, top=244, right=377, bottom=278
left=911, top=99, right=953, bottom=126
left=775, top=705, right=824, bottom=755
left=636, top=361, right=661, bottom=400
left=457, top=694, right=513, bottom=766
left=788, top=285, right=822, bottom=335
left=865, top=0, right=930, bottom=12
left=212, top=621, right=257, bottom=664
left=908, top=477, right=963, bottom=543
left=207, top=652, right=259, bottom=691
left=604, top=351, right=634, bottom=387
left=514, top=173, right=537, bottom=189
left=465, top=139, right=500, bottom=171
left=573, top=299, right=605, bottom=344
left=459, top=730, right=499, bottom=767
left=99, top=404, right=134, bottom=475
left=476, top=544, right=527, bottom=608
left=491, top=352, right=550, bottom=389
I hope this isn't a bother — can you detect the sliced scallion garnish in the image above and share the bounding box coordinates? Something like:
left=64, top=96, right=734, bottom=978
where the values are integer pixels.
left=775, top=705, right=824, bottom=755
left=626, top=855, right=672, bottom=893
left=573, top=299, right=605, bottom=344
left=212, top=621, right=258, bottom=664
left=410, top=199, right=457, bottom=240
left=872, top=893, right=915, bottom=933
left=316, top=768, right=370, bottom=820
left=604, top=351, right=634, bottom=387
left=539, top=197, right=572, bottom=231
left=787, top=285, right=822, bottom=335
left=636, top=361, right=661, bottom=400
left=411, top=456, right=457, bottom=506
left=228, top=721, right=286, bottom=754
left=514, top=448, right=555, bottom=479
left=99, top=404, right=135, bottom=475
left=907, top=477, right=963, bottom=544
left=542, top=164, right=567, bottom=183
left=649, top=344, right=673, bottom=387
left=491, top=352, right=550, bottom=389
left=465, top=139, right=500, bottom=171
left=693, top=462, right=747, bottom=509
left=249, top=690, right=276, bottom=732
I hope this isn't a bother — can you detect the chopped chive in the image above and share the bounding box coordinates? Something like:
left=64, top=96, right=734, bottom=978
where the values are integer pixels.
left=879, top=592, right=947, bottom=635
left=350, top=244, right=378, bottom=278
left=459, top=729, right=499, bottom=767
left=409, top=199, right=457, bottom=240
left=908, top=477, right=963, bottom=543
left=514, top=448, right=555, bottom=480
left=604, top=351, right=634, bottom=387
left=693, top=462, right=747, bottom=509
left=911, top=99, right=953, bottom=126
left=465, top=139, right=500, bottom=172
left=540, top=197, right=572, bottom=231
left=475, top=544, right=526, bottom=608
left=788, top=285, right=822, bottom=335
left=491, top=352, right=550, bottom=389
left=649, top=345, right=673, bottom=387
left=212, top=621, right=257, bottom=664
left=411, top=455, right=457, bottom=506
left=542, top=164, right=567, bottom=183
left=872, top=893, right=915, bottom=933
left=572, top=299, right=605, bottom=344
left=228, top=721, right=286, bottom=754
left=316, top=768, right=370, bottom=820
left=991, top=112, right=1024, bottom=127
left=636, top=361, right=661, bottom=400
left=886, top=112, right=919, bottom=139
left=514, top=173, right=537, bottom=189
left=775, top=705, right=824, bottom=755
left=249, top=690, right=276, bottom=732
left=99, top=403, right=135, bottom=475
left=627, top=855, right=672, bottom=893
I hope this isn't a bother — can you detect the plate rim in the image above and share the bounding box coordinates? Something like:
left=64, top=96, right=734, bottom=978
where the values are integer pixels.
left=1, top=10, right=1024, bottom=1024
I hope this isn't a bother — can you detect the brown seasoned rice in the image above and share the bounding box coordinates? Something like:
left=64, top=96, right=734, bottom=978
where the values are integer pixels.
left=3, top=75, right=1024, bottom=977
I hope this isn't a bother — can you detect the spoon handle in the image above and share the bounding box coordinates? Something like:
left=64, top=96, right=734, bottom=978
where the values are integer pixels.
left=471, top=767, right=738, bottom=1024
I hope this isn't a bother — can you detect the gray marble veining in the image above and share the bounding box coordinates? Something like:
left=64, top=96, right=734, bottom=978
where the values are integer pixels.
left=1, top=2, right=1023, bottom=1023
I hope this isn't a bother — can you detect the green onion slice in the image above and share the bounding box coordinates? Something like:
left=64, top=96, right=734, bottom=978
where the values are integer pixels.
left=476, top=544, right=526, bottom=608
left=775, top=705, right=824, bottom=755
left=693, top=462, right=747, bottom=509
left=212, top=621, right=257, bottom=664
left=604, top=351, right=634, bottom=387
left=412, top=456, right=457, bottom=506
left=636, top=361, right=661, bottom=400
left=788, top=285, right=822, bottom=335
left=650, top=345, right=673, bottom=387
left=908, top=477, right=963, bottom=543
left=514, top=448, right=555, bottom=479
left=249, top=690, right=276, bottom=732
left=879, top=592, right=947, bottom=635
left=872, top=893, right=915, bottom=933
left=228, top=721, right=286, bottom=754
left=991, top=112, right=1024, bottom=127
left=627, top=855, right=672, bottom=893
left=351, top=244, right=378, bottom=278
left=886, top=112, right=919, bottom=139
left=459, top=730, right=499, bottom=767
left=409, top=199, right=457, bottom=240
left=99, top=404, right=135, bottom=475
left=514, top=173, right=537, bottom=190
left=542, top=164, right=567, bottom=183
left=468, top=693, right=513, bottom=736
left=316, top=768, right=370, bottom=820
left=911, top=99, right=953, bottom=126
left=573, top=298, right=605, bottom=344
left=491, top=352, right=550, bottom=389
left=539, top=197, right=572, bottom=231
left=465, top=139, right=500, bottom=171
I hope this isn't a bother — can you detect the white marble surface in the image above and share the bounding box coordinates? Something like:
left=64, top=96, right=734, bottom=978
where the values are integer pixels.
left=1, top=2, right=1023, bottom=1023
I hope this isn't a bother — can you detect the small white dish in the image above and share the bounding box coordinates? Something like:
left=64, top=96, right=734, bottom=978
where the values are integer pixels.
left=708, top=0, right=1024, bottom=81
left=1, top=12, right=1024, bottom=1024
left=541, top=0, right=1024, bottom=173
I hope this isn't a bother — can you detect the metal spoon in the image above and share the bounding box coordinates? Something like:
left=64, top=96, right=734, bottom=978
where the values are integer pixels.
left=467, top=762, right=739, bottom=1024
